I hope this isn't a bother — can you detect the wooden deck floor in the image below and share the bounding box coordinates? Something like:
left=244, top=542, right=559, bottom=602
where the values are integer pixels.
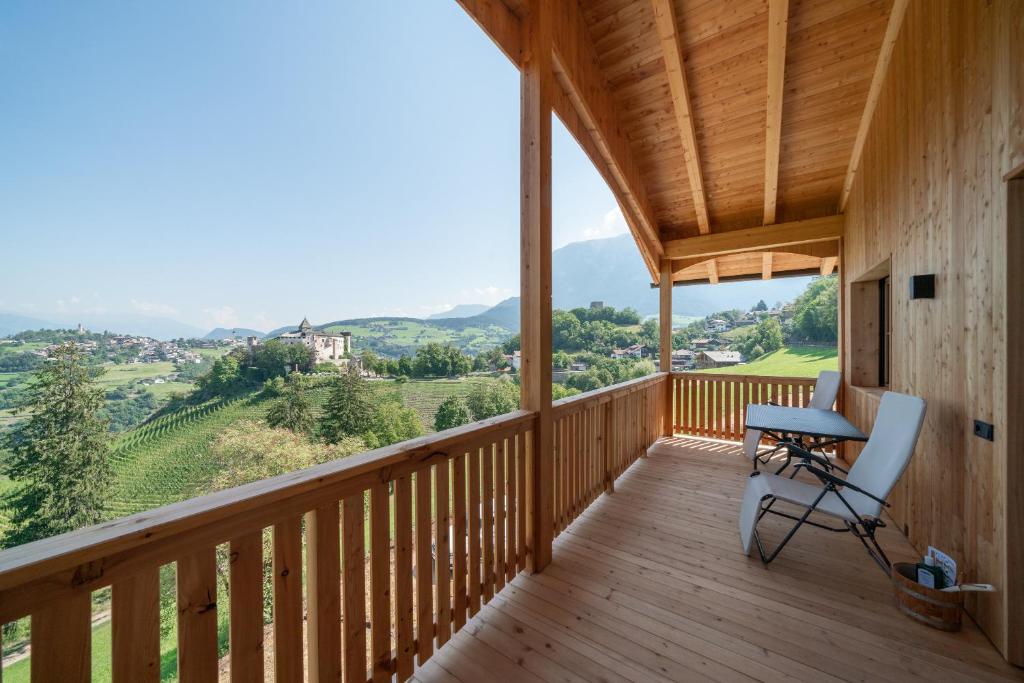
left=414, top=436, right=1022, bottom=683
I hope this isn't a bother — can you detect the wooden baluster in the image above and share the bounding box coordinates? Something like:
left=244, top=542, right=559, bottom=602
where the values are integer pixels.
left=494, top=438, right=507, bottom=593
left=506, top=436, right=519, bottom=581
left=451, top=454, right=468, bottom=631
left=177, top=548, right=218, bottom=682
left=32, top=591, right=91, bottom=683
left=481, top=442, right=495, bottom=602
left=516, top=432, right=528, bottom=573
left=113, top=568, right=160, bottom=683
left=394, top=475, right=414, bottom=680
left=229, top=531, right=264, bottom=683
left=273, top=517, right=303, bottom=683
left=415, top=467, right=434, bottom=664
left=342, top=494, right=366, bottom=683
left=434, top=460, right=452, bottom=646
left=370, top=482, right=392, bottom=682
left=467, top=446, right=482, bottom=616
left=306, top=504, right=341, bottom=683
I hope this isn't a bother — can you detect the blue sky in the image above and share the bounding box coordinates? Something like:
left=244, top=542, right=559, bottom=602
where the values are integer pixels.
left=0, top=1, right=629, bottom=332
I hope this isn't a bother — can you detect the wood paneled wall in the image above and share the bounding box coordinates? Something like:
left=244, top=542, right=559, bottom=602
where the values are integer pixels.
left=840, top=0, right=1023, bottom=663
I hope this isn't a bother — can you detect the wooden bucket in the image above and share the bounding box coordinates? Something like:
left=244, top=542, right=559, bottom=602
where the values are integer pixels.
left=891, top=562, right=963, bottom=631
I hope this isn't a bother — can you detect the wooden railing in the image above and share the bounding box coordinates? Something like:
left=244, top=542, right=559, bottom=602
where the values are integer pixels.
left=0, top=374, right=671, bottom=682
left=552, top=373, right=667, bottom=535
left=670, top=372, right=818, bottom=441
left=0, top=410, right=535, bottom=682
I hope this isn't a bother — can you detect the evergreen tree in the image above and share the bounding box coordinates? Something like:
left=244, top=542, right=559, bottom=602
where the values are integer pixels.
left=320, top=369, right=374, bottom=443
left=2, top=342, right=111, bottom=546
left=434, top=395, right=470, bottom=431
left=266, top=373, right=315, bottom=434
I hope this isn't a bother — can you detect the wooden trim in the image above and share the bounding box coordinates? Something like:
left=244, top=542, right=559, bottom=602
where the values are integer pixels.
left=651, top=0, right=710, bottom=234
left=706, top=259, right=719, bottom=284
left=453, top=0, right=522, bottom=66
left=762, top=252, right=773, bottom=280
left=838, top=0, right=909, bottom=212
left=521, top=0, right=554, bottom=573
left=1006, top=177, right=1024, bottom=664
left=550, top=1, right=663, bottom=277
left=820, top=256, right=838, bottom=276
left=763, top=0, right=789, bottom=225
left=665, top=215, right=844, bottom=260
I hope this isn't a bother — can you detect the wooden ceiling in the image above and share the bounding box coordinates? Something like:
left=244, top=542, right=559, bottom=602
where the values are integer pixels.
left=458, top=0, right=904, bottom=283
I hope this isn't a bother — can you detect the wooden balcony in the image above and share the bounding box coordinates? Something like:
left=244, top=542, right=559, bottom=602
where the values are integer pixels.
left=2, top=373, right=1019, bottom=681
left=415, top=434, right=1022, bottom=682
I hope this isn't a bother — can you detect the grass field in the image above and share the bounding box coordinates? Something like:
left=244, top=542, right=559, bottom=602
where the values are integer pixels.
left=95, top=361, right=177, bottom=387
left=697, top=345, right=838, bottom=378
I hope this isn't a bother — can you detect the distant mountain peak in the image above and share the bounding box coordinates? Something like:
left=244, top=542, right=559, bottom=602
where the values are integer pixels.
left=427, top=304, right=490, bottom=320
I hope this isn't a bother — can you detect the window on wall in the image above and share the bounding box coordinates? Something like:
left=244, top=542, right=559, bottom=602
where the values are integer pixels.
left=850, top=259, right=891, bottom=388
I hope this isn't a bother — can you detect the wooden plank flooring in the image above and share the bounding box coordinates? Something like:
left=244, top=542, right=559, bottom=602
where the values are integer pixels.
left=415, top=436, right=1023, bottom=682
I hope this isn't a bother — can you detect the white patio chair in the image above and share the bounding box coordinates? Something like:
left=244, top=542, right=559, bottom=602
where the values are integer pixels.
left=739, top=391, right=926, bottom=572
left=744, top=369, right=842, bottom=470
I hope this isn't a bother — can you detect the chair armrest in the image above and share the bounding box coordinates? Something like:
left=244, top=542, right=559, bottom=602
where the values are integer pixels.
left=798, top=460, right=890, bottom=507
left=767, top=400, right=780, bottom=406
left=785, top=443, right=834, bottom=471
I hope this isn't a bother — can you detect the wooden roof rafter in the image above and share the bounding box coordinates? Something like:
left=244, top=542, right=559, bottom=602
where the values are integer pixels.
left=650, top=0, right=711, bottom=235
left=763, top=0, right=789, bottom=225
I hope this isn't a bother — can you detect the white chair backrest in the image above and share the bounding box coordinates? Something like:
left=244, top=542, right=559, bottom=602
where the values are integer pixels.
left=808, top=370, right=841, bottom=410
left=843, top=392, right=926, bottom=517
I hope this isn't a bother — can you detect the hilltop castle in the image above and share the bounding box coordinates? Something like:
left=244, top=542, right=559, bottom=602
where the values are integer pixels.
left=250, top=318, right=353, bottom=367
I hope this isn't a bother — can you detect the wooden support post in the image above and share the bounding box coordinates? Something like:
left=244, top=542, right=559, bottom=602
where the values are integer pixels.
left=521, top=0, right=553, bottom=573
left=660, top=259, right=673, bottom=438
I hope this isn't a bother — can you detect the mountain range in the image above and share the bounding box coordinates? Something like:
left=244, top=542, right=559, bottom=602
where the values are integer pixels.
left=3, top=233, right=816, bottom=341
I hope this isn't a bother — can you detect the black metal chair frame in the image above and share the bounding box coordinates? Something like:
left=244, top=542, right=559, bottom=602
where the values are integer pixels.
left=751, top=444, right=892, bottom=573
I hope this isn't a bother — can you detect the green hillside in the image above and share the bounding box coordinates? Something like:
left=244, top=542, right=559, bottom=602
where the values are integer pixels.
left=105, top=375, right=505, bottom=517
left=697, top=345, right=838, bottom=378
left=319, top=319, right=512, bottom=356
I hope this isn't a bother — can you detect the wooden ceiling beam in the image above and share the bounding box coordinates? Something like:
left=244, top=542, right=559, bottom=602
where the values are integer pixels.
left=762, top=252, right=773, bottom=280
left=820, top=256, right=838, bottom=276
left=671, top=240, right=839, bottom=275
left=665, top=214, right=844, bottom=260
left=651, top=0, right=711, bottom=234
left=763, top=0, right=789, bottom=225
left=454, top=0, right=523, bottom=65
left=838, top=0, right=909, bottom=212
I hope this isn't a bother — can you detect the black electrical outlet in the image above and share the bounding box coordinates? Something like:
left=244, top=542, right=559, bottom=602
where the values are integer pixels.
left=973, top=420, right=994, bottom=441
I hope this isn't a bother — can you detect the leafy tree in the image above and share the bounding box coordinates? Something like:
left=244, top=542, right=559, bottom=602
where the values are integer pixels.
left=754, top=299, right=768, bottom=311
left=552, top=311, right=583, bottom=349
left=552, top=351, right=572, bottom=369
left=364, top=401, right=424, bottom=448
left=320, top=370, right=375, bottom=444
left=197, top=353, right=243, bottom=395
left=412, top=343, right=471, bottom=377
left=736, top=317, right=784, bottom=359
left=790, top=276, right=838, bottom=342
left=551, top=384, right=581, bottom=400
left=502, top=335, right=521, bottom=354
left=2, top=343, right=111, bottom=546
left=466, top=379, right=520, bottom=420
left=266, top=373, right=315, bottom=434
left=250, top=340, right=314, bottom=381
left=434, top=395, right=470, bottom=431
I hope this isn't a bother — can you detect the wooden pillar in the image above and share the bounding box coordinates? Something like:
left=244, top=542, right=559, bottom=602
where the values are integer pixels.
left=521, top=0, right=553, bottom=573
left=1006, top=176, right=1023, bottom=665
left=659, top=259, right=673, bottom=437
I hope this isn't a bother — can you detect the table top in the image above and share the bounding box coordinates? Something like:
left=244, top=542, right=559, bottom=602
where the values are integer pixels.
left=745, top=404, right=867, bottom=441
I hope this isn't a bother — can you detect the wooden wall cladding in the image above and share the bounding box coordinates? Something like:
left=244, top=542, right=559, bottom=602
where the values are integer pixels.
left=840, top=0, right=1023, bottom=663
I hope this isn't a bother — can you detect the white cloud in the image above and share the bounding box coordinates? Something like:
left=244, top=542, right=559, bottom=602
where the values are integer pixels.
left=460, top=286, right=513, bottom=305
left=582, top=207, right=629, bottom=240
left=202, top=305, right=240, bottom=329
left=131, top=299, right=179, bottom=317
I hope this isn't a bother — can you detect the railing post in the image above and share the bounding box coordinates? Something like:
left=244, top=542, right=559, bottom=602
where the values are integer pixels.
left=660, top=259, right=674, bottom=437
left=603, top=401, right=614, bottom=494
left=521, top=0, right=554, bottom=573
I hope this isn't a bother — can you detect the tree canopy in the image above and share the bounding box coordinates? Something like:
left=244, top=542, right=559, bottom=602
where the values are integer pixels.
left=2, top=343, right=111, bottom=546
left=790, top=276, right=838, bottom=342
